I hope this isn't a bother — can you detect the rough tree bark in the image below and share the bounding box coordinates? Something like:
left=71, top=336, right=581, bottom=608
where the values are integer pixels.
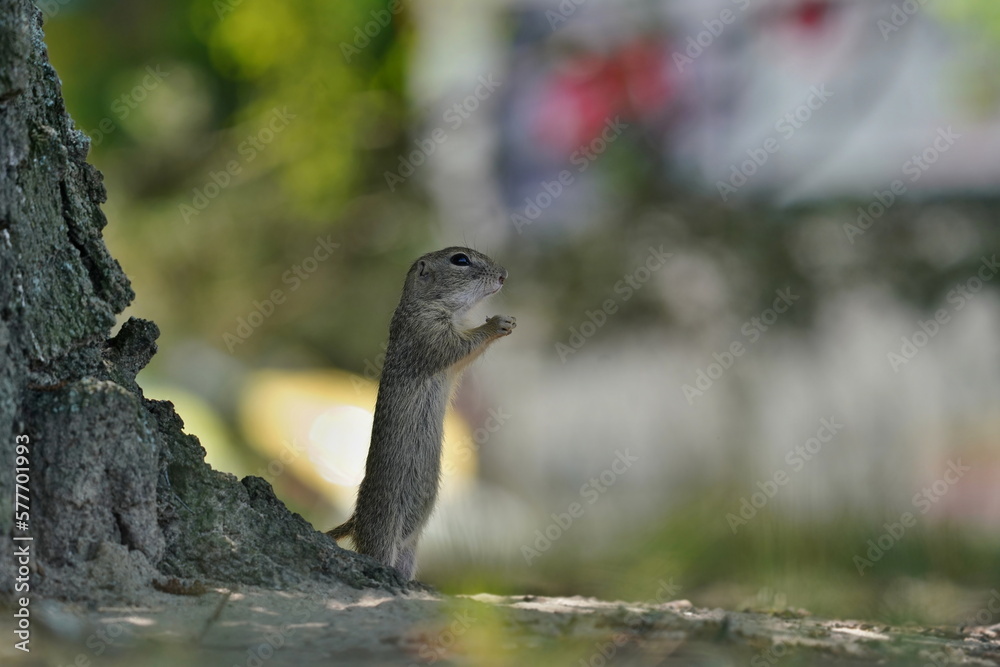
left=0, top=0, right=406, bottom=605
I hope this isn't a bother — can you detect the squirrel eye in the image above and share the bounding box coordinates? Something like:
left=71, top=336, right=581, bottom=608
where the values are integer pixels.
left=450, top=253, right=470, bottom=266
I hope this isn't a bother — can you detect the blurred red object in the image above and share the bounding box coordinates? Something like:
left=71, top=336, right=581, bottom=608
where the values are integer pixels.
left=532, top=38, right=674, bottom=155
left=793, top=0, right=833, bottom=32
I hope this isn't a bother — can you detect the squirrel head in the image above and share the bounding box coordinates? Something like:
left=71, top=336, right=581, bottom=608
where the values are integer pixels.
left=403, top=247, right=507, bottom=315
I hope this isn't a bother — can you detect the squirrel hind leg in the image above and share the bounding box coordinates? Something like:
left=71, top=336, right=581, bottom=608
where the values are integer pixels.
left=394, top=543, right=417, bottom=580
left=393, top=529, right=422, bottom=580
left=352, top=519, right=401, bottom=570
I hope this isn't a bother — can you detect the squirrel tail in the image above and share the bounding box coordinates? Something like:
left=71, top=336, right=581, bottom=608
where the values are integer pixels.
left=326, top=517, right=354, bottom=540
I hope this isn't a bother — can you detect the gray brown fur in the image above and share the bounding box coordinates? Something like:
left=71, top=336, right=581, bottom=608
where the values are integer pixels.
left=327, top=247, right=515, bottom=579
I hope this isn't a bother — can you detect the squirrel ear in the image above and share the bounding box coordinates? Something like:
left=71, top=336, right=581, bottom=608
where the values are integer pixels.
left=417, top=260, right=430, bottom=278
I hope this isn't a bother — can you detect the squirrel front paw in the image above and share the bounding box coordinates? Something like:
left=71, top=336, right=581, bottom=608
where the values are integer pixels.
left=486, top=314, right=516, bottom=336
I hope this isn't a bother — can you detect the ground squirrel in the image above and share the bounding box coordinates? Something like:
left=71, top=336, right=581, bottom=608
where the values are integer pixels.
left=327, top=247, right=515, bottom=579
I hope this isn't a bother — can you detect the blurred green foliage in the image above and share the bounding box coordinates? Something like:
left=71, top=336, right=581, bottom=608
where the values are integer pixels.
left=47, top=0, right=426, bottom=372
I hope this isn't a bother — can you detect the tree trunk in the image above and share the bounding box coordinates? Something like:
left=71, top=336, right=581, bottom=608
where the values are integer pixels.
left=0, top=0, right=405, bottom=604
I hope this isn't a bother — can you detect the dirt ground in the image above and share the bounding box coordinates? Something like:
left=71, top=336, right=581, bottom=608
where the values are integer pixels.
left=2, top=581, right=998, bottom=666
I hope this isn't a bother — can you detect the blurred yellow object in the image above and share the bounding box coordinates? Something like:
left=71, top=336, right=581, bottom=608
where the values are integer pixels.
left=239, top=369, right=477, bottom=508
